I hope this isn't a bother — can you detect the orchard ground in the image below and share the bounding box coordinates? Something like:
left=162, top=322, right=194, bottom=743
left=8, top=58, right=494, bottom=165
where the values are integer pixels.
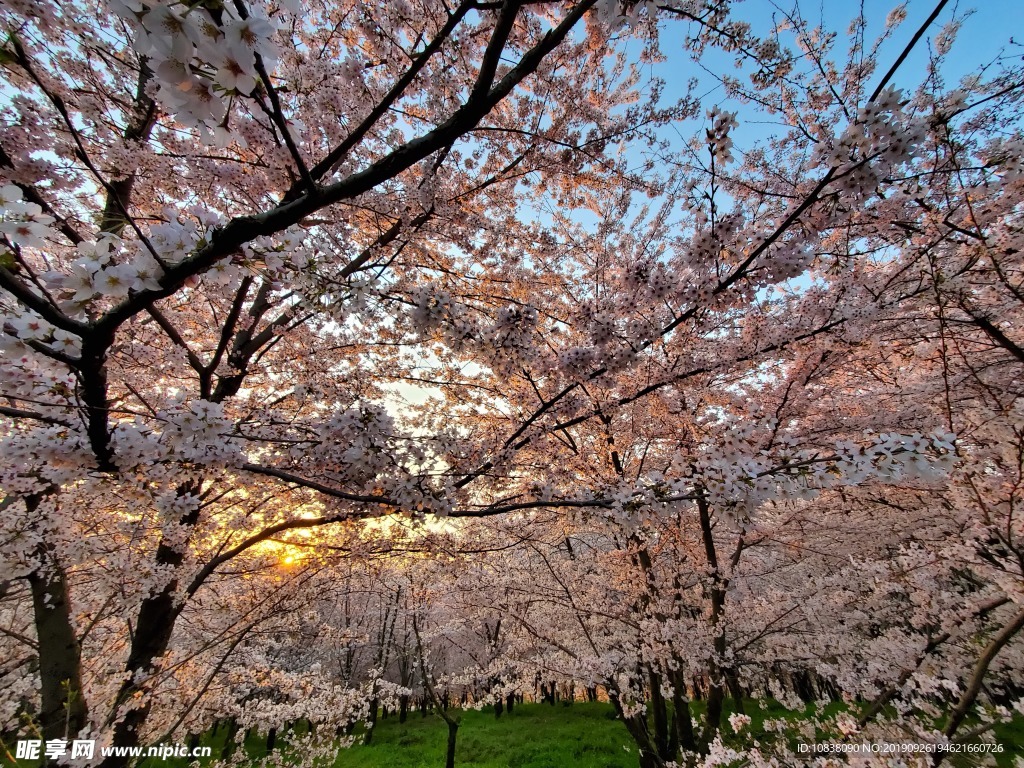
left=6, top=701, right=1015, bottom=768
left=229, top=702, right=1024, bottom=768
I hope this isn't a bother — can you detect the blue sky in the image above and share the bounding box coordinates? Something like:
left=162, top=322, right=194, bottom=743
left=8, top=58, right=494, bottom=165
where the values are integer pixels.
left=644, top=0, right=1024, bottom=152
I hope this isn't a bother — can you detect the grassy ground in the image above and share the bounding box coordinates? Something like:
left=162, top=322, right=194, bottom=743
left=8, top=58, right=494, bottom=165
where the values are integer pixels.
left=330, top=701, right=1024, bottom=768
left=333, top=703, right=635, bottom=768
left=5, top=701, right=1021, bottom=767
left=249, top=702, right=1024, bottom=768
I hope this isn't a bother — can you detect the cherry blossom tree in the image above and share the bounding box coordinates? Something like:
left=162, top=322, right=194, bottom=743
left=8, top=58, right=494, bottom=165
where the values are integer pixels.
left=1, top=0, right=1023, bottom=764
left=0, top=0, right=656, bottom=757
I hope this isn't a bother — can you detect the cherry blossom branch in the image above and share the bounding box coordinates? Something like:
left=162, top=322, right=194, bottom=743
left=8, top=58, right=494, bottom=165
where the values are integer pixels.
left=0, top=145, right=84, bottom=245
left=468, top=1, right=524, bottom=106
left=145, top=306, right=207, bottom=374
left=230, top=0, right=314, bottom=193
left=8, top=36, right=162, bottom=263
left=157, top=623, right=255, bottom=740
left=205, top=276, right=255, bottom=395
left=958, top=305, right=1024, bottom=364
left=855, top=595, right=1011, bottom=730
left=0, top=266, right=85, bottom=333
left=18, top=0, right=596, bottom=470
left=97, top=59, right=158, bottom=236
left=870, top=0, right=950, bottom=102
left=455, top=168, right=850, bottom=485
left=0, top=405, right=74, bottom=428
left=548, top=319, right=846, bottom=435
left=95, top=0, right=598, bottom=339
left=446, top=2, right=958, bottom=494
left=292, top=0, right=476, bottom=195
left=938, top=605, right=1024, bottom=751
left=242, top=460, right=631, bottom=517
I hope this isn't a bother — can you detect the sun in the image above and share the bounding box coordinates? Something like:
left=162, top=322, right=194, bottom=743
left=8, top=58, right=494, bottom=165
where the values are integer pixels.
left=278, top=548, right=310, bottom=567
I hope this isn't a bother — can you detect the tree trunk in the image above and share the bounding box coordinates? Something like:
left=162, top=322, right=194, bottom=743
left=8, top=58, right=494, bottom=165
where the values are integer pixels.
left=505, top=693, right=515, bottom=714
left=28, top=545, right=89, bottom=742
left=220, top=719, right=238, bottom=760
left=364, top=698, right=379, bottom=744
left=701, top=683, right=724, bottom=749
left=608, top=688, right=666, bottom=768
left=670, top=671, right=697, bottom=754
left=444, top=718, right=458, bottom=768
left=695, top=494, right=728, bottom=750
left=939, top=607, right=1024, bottom=756
left=793, top=670, right=815, bottom=703
left=99, top=482, right=202, bottom=768
left=399, top=694, right=409, bottom=723
left=638, top=749, right=667, bottom=768
left=101, top=587, right=183, bottom=768
left=648, top=669, right=671, bottom=762
left=727, top=674, right=745, bottom=714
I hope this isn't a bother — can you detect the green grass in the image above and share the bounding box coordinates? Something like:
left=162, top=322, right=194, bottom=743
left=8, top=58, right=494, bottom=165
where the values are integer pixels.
left=1, top=706, right=638, bottom=768
left=5, top=700, right=1021, bottom=767
left=333, top=703, right=636, bottom=768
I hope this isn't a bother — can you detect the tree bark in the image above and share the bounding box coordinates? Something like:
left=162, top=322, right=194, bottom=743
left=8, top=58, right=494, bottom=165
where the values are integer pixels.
left=364, top=698, right=379, bottom=745
left=219, top=719, right=238, bottom=760
left=727, top=674, right=745, bottom=714
left=670, top=671, right=698, bottom=754
left=28, top=543, right=89, bottom=742
left=608, top=688, right=667, bottom=768
left=648, top=669, right=672, bottom=761
left=936, top=607, right=1024, bottom=765
left=100, top=553, right=187, bottom=767
left=445, top=719, right=458, bottom=768
left=99, top=481, right=205, bottom=768
left=702, top=682, right=725, bottom=749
